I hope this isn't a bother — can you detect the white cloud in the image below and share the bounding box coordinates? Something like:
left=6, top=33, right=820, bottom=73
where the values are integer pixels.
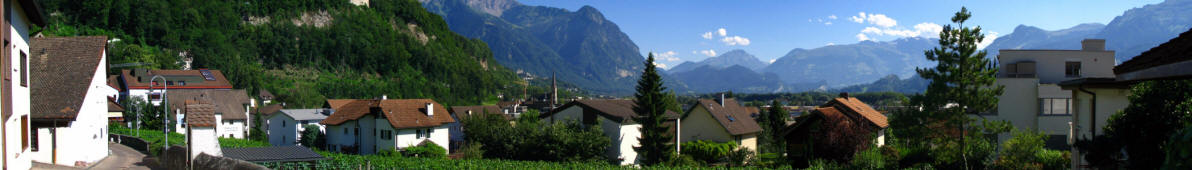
left=978, top=31, right=1000, bottom=50
left=701, top=32, right=714, bottom=39
left=824, top=22, right=832, bottom=25
left=828, top=15, right=838, bottom=20
left=768, top=59, right=777, bottom=63
left=653, top=62, right=668, bottom=69
left=849, top=12, right=866, bottom=23
left=721, top=36, right=751, bottom=46
left=854, top=22, right=943, bottom=41
left=866, top=14, right=897, bottom=27
left=861, top=27, right=882, bottom=34
left=913, top=22, right=943, bottom=37
left=856, top=33, right=870, bottom=41
left=696, top=49, right=717, bottom=57
left=717, top=28, right=727, bottom=37
left=826, top=42, right=835, bottom=46
left=654, top=51, right=680, bottom=61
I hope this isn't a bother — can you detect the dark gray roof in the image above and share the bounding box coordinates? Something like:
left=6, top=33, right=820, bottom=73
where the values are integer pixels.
left=30, top=36, right=108, bottom=120
left=275, top=109, right=331, bottom=121
left=167, top=89, right=252, bottom=120
left=221, top=146, right=326, bottom=162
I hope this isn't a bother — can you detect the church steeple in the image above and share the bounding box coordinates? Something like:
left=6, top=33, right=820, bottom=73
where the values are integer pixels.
left=551, top=72, right=558, bottom=107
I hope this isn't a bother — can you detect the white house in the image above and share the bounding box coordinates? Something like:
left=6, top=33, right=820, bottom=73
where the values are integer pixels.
left=265, top=108, right=331, bottom=146
left=113, top=69, right=234, bottom=106
left=1, top=1, right=45, bottom=169
left=993, top=39, right=1116, bottom=149
left=543, top=99, right=679, bottom=165
left=680, top=97, right=763, bottom=151
left=183, top=100, right=221, bottom=159
left=167, top=89, right=252, bottom=139
left=28, top=36, right=112, bottom=167
left=321, top=99, right=454, bottom=155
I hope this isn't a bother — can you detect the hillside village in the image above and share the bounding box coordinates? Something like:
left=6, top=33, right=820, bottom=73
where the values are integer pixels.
left=3, top=0, right=1192, bottom=169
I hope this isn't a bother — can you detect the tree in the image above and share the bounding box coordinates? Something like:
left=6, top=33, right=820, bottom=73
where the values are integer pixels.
left=760, top=100, right=789, bottom=154
left=633, top=53, right=675, bottom=165
left=891, top=7, right=1008, bottom=168
left=249, top=112, right=267, bottom=141
left=299, top=124, right=325, bottom=149
left=1093, top=80, right=1192, bottom=169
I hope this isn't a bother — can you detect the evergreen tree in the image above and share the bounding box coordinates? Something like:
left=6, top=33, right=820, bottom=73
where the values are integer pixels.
left=633, top=53, right=675, bottom=165
left=762, top=100, right=789, bottom=153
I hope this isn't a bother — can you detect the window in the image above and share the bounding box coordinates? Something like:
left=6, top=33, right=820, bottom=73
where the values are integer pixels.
left=343, top=127, right=348, bottom=134
left=354, top=128, right=359, bottom=136
left=1040, top=98, right=1072, bottom=115
left=417, top=129, right=431, bottom=139
left=19, top=52, right=26, bottom=87
left=1065, top=62, right=1081, bottom=77
left=21, top=116, right=28, bottom=149
left=416, top=129, right=423, bottom=139
left=31, top=128, right=38, bottom=151
left=380, top=130, right=392, bottom=140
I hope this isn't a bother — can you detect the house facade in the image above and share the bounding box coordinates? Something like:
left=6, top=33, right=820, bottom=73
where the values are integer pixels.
left=113, top=69, right=234, bottom=105
left=183, top=100, right=221, bottom=159
left=29, top=36, right=111, bottom=167
left=321, top=99, right=454, bottom=155
left=167, top=89, right=252, bottom=139
left=1, top=0, right=44, bottom=168
left=993, top=39, right=1115, bottom=149
left=544, top=99, right=679, bottom=165
left=265, top=108, right=331, bottom=146
left=783, top=93, right=889, bottom=168
left=679, top=97, right=762, bottom=151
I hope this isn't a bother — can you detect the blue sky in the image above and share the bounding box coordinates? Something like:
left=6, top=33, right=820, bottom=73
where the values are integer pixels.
left=518, top=0, right=1162, bottom=69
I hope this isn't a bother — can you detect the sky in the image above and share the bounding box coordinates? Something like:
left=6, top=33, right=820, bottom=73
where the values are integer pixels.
left=517, top=0, right=1162, bottom=69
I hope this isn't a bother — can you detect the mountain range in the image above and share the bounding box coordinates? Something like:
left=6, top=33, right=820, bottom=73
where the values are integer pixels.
left=986, top=0, right=1192, bottom=63
left=668, top=49, right=769, bottom=73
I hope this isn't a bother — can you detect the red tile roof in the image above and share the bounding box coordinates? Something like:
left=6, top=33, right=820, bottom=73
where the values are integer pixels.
left=823, top=97, right=888, bottom=128
left=320, top=99, right=456, bottom=129
left=688, top=99, right=763, bottom=135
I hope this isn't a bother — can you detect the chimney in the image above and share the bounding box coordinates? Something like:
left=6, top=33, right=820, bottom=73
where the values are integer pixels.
left=1081, top=39, right=1105, bottom=51
left=426, top=103, right=434, bottom=117
left=718, top=93, right=726, bottom=107
left=381, top=95, right=388, bottom=100
left=839, top=92, right=850, bottom=99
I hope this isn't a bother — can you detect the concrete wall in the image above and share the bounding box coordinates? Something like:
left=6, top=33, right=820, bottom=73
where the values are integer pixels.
left=1069, top=87, right=1129, bottom=168
left=326, top=120, right=358, bottom=152
left=31, top=54, right=111, bottom=166
left=998, top=49, right=1115, bottom=84
left=4, top=1, right=34, bottom=168
left=738, top=134, right=758, bottom=151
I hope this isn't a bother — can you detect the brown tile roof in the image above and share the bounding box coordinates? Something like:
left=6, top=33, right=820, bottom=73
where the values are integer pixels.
left=185, top=100, right=217, bottom=127
left=688, top=99, right=763, bottom=135
left=545, top=99, right=680, bottom=123
left=320, top=99, right=456, bottom=129
left=30, top=36, right=108, bottom=120
left=119, top=69, right=233, bottom=90
left=450, top=105, right=509, bottom=119
left=256, top=104, right=285, bottom=116
left=108, top=97, right=125, bottom=112
left=108, top=75, right=123, bottom=92
left=1116, top=28, right=1192, bottom=75
left=823, top=97, right=888, bottom=128
left=166, top=89, right=252, bottom=120
left=258, top=90, right=275, bottom=100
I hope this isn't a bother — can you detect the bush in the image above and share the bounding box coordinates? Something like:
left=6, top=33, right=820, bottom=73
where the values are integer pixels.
left=458, top=142, right=485, bottom=159
left=726, top=148, right=754, bottom=167
left=377, top=148, right=400, bottom=157
left=807, top=159, right=847, bottom=170
left=461, top=111, right=609, bottom=162
left=403, top=142, right=447, bottom=159
left=1036, top=149, right=1070, bottom=170
left=851, top=146, right=885, bottom=170
left=679, top=140, right=736, bottom=165
left=1162, top=124, right=1192, bottom=169
left=663, top=154, right=701, bottom=167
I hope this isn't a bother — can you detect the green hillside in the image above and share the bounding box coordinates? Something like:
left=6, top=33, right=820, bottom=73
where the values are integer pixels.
left=37, top=0, right=520, bottom=107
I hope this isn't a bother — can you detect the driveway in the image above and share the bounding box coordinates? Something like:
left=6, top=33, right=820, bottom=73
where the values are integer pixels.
left=86, top=143, right=151, bottom=170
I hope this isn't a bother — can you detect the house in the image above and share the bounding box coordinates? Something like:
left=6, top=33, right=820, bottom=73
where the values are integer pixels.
left=783, top=93, right=889, bottom=168
left=107, top=97, right=124, bottom=123
left=679, top=96, right=763, bottom=151
left=447, top=105, right=505, bottom=150
left=258, top=89, right=275, bottom=105
left=29, top=36, right=111, bottom=167
left=543, top=99, right=679, bottom=165
left=265, top=108, right=331, bottom=146
left=0, top=0, right=46, bottom=169
left=994, top=39, right=1116, bottom=149
left=1059, top=28, right=1192, bottom=169
left=166, top=89, right=252, bottom=139
left=320, top=99, right=454, bottom=155
left=183, top=100, right=221, bottom=159
left=113, top=69, right=234, bottom=105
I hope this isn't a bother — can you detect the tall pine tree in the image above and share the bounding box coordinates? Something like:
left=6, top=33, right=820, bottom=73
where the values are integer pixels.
left=633, top=53, right=675, bottom=165
left=762, top=100, right=789, bottom=153
left=910, top=7, right=1006, bottom=168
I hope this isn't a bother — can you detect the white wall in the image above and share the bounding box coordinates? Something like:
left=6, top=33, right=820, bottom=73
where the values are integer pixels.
left=616, top=123, right=641, bottom=165
left=1069, top=87, right=1129, bottom=169
left=267, top=114, right=298, bottom=146
left=998, top=49, right=1115, bottom=84
left=326, top=121, right=359, bottom=152
left=5, top=2, right=34, bottom=169
left=30, top=52, right=111, bottom=166
left=188, top=127, right=220, bottom=159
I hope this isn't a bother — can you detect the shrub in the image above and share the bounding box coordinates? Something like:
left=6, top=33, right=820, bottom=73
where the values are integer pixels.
left=1162, top=124, right=1192, bottom=169
left=663, top=154, right=701, bottom=167
left=1036, top=149, right=1070, bottom=170
left=807, top=159, right=847, bottom=170
left=726, top=148, right=755, bottom=167
left=679, top=140, right=736, bottom=164
left=458, top=142, right=485, bottom=159
left=299, top=124, right=326, bottom=149
left=403, top=142, right=447, bottom=159
left=377, top=148, right=400, bottom=157
left=851, top=146, right=885, bottom=170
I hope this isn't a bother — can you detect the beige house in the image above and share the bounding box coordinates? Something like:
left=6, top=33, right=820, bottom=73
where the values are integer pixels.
left=679, top=97, right=762, bottom=151
left=1059, top=28, right=1192, bottom=169
left=992, top=39, right=1115, bottom=148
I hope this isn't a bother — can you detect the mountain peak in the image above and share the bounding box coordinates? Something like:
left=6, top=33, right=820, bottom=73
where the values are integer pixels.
left=575, top=5, right=606, bottom=23
left=459, top=0, right=522, bottom=16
